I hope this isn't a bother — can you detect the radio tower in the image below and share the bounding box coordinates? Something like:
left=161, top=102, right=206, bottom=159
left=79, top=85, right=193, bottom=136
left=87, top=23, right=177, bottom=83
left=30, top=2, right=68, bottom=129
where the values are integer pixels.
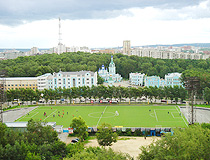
left=58, top=17, right=62, bottom=54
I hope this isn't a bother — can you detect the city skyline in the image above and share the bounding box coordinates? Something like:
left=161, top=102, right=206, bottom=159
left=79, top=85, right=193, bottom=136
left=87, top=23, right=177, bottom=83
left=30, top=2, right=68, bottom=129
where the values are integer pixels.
left=0, top=0, right=210, bottom=48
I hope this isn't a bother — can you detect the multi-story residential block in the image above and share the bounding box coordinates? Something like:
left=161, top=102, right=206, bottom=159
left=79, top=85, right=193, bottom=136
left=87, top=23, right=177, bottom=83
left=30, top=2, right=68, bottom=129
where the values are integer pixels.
left=37, top=70, right=97, bottom=90
left=165, top=73, right=183, bottom=87
left=31, top=47, right=39, bottom=55
left=66, top=46, right=91, bottom=53
left=98, top=56, right=122, bottom=84
left=123, top=40, right=131, bottom=56
left=1, top=77, right=38, bottom=90
left=129, top=73, right=145, bottom=86
left=130, top=47, right=207, bottom=60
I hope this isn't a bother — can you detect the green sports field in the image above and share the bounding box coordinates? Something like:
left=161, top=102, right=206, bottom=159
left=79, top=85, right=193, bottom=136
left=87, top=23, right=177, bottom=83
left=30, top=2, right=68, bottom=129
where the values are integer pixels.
left=16, top=105, right=188, bottom=128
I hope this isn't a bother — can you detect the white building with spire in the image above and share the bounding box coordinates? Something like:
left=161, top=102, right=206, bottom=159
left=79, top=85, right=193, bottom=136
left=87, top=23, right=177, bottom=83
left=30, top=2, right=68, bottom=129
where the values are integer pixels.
left=98, top=56, right=122, bottom=84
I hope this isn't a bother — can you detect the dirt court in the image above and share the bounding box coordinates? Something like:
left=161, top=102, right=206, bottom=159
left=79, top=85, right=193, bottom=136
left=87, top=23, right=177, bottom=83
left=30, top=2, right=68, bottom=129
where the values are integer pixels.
left=84, top=136, right=160, bottom=159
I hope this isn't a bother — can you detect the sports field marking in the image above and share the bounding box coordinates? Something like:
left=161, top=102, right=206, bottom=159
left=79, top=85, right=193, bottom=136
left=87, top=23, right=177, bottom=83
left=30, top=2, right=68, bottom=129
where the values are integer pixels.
left=88, top=112, right=116, bottom=118
left=176, top=106, right=188, bottom=127
left=154, top=110, right=158, bottom=122
left=149, top=113, right=155, bottom=118
left=28, top=112, right=39, bottom=118
left=96, top=106, right=107, bottom=127
left=43, top=109, right=57, bottom=121
left=171, top=112, right=182, bottom=119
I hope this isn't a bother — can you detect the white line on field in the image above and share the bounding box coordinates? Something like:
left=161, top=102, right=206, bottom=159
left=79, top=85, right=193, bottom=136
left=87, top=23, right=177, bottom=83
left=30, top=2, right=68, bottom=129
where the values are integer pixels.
left=171, top=112, right=175, bottom=118
left=154, top=109, right=158, bottom=122
left=177, top=106, right=188, bottom=127
left=43, top=109, right=57, bottom=121
left=96, top=106, right=107, bottom=127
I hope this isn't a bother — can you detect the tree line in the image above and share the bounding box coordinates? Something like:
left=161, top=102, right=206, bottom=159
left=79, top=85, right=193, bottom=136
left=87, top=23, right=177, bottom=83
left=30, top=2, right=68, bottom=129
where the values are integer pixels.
left=6, top=85, right=188, bottom=105
left=0, top=119, right=131, bottom=160
left=2, top=52, right=210, bottom=79
left=1, top=117, right=210, bottom=159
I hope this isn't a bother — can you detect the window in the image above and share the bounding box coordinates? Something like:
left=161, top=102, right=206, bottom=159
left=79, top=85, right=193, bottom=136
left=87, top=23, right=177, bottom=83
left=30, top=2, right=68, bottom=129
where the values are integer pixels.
left=29, top=84, right=31, bottom=86
left=73, top=79, right=76, bottom=87
left=22, top=84, right=24, bottom=86
left=87, top=78, right=89, bottom=80
left=11, top=84, right=13, bottom=86
left=19, top=84, right=21, bottom=86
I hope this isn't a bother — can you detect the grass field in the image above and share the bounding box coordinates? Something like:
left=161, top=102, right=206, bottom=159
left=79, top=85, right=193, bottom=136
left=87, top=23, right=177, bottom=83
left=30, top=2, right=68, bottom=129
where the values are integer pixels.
left=16, top=105, right=188, bottom=128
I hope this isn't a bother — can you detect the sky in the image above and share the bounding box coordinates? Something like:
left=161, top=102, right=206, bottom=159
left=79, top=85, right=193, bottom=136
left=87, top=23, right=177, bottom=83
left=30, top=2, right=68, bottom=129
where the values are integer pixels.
left=0, top=0, right=210, bottom=48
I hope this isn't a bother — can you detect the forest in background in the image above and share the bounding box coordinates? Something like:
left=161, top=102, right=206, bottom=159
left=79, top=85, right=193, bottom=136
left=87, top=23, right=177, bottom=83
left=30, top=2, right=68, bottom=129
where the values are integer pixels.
left=1, top=52, right=210, bottom=79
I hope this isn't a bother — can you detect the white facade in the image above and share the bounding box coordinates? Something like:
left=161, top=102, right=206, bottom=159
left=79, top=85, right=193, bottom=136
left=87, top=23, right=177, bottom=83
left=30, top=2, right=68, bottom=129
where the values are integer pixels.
left=37, top=73, right=52, bottom=91
left=38, top=71, right=97, bottom=90
left=129, top=73, right=145, bottom=86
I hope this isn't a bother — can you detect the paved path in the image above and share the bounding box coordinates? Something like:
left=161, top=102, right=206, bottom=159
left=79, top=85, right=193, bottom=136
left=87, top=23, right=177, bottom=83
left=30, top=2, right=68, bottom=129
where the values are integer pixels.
left=180, top=106, right=210, bottom=124
left=2, top=106, right=38, bottom=122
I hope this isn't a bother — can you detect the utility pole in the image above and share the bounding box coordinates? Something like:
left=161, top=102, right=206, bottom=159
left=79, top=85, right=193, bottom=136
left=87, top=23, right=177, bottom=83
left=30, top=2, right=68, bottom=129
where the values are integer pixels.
left=185, top=77, right=200, bottom=125
left=0, top=70, right=6, bottom=123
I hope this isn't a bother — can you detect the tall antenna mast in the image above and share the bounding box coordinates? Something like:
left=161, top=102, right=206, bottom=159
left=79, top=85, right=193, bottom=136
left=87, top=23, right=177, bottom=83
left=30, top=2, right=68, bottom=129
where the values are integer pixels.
left=58, top=17, right=62, bottom=45
left=58, top=17, right=62, bottom=54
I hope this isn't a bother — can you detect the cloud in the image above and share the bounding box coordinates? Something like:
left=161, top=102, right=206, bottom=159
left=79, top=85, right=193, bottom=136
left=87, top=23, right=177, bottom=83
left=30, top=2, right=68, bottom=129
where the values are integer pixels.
left=0, top=0, right=206, bottom=26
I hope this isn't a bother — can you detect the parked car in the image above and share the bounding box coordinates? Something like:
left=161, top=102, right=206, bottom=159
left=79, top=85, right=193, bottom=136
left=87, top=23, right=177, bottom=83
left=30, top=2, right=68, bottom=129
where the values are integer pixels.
left=39, top=100, right=45, bottom=103
left=161, top=100, right=167, bottom=102
left=71, top=138, right=79, bottom=143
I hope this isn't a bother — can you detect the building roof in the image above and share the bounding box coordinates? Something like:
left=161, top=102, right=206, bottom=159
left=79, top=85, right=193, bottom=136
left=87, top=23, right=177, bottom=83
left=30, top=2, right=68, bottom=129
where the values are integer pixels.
left=54, top=70, right=95, bottom=76
left=5, top=122, right=56, bottom=128
left=1, top=77, right=37, bottom=81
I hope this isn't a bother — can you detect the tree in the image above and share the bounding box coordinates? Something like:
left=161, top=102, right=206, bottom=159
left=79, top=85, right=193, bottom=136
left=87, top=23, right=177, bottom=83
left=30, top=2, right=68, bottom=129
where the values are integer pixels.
left=204, top=87, right=210, bottom=104
left=138, top=124, right=210, bottom=160
left=97, top=75, right=104, bottom=85
left=25, top=119, right=58, bottom=145
left=96, top=123, right=118, bottom=147
left=70, top=116, right=88, bottom=141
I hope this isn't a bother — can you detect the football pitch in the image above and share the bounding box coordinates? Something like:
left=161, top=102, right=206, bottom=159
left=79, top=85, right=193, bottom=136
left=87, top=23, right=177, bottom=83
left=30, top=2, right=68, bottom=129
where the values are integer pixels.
left=16, top=105, right=188, bottom=128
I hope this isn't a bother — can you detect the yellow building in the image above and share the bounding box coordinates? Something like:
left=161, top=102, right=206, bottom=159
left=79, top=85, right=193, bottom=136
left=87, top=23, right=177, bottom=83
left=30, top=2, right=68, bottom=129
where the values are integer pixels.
left=1, top=77, right=38, bottom=90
